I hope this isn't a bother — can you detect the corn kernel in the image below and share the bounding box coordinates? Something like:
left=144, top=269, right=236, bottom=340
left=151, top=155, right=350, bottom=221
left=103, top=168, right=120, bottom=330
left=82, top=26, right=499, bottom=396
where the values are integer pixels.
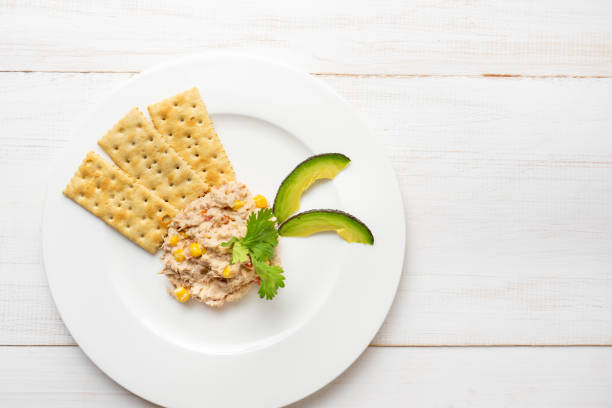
left=232, top=200, right=246, bottom=211
left=222, top=265, right=235, bottom=279
left=174, top=286, right=190, bottom=303
left=173, top=248, right=185, bottom=262
left=189, top=242, right=205, bottom=258
left=168, top=235, right=179, bottom=246
left=253, top=195, right=267, bottom=208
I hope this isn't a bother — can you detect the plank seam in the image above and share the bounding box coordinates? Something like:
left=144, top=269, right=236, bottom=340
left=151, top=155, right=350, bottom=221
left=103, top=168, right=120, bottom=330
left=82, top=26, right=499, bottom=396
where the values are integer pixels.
left=1, top=344, right=611, bottom=347
left=369, top=343, right=612, bottom=347
left=0, top=70, right=610, bottom=79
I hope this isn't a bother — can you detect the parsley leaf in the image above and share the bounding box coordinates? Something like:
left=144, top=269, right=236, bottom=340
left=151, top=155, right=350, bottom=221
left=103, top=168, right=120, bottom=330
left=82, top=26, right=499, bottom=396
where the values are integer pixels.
left=252, top=256, right=285, bottom=300
left=241, top=208, right=279, bottom=261
left=231, top=241, right=250, bottom=264
left=221, top=208, right=285, bottom=300
left=220, top=236, right=238, bottom=248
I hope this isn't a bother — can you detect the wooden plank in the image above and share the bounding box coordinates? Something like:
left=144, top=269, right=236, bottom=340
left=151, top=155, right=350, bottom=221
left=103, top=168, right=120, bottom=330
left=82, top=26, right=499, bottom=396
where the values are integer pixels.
left=1, top=345, right=611, bottom=407
left=1, top=73, right=612, bottom=346
left=1, top=0, right=611, bottom=75
left=0, top=346, right=156, bottom=407
left=297, top=346, right=612, bottom=407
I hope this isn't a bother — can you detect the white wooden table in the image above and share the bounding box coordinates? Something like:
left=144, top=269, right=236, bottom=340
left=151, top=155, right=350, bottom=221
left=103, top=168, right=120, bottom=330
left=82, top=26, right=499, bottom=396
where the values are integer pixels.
left=1, top=1, right=612, bottom=406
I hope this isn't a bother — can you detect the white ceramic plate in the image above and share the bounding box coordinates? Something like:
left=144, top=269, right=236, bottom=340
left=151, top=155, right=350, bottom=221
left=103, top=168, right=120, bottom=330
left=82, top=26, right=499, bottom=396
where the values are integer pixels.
left=43, top=54, right=405, bottom=407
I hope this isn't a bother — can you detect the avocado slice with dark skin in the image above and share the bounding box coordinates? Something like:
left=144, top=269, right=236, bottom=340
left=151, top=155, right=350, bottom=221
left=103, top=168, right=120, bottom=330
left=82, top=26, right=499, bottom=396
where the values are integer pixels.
left=278, top=209, right=374, bottom=245
left=273, top=153, right=350, bottom=223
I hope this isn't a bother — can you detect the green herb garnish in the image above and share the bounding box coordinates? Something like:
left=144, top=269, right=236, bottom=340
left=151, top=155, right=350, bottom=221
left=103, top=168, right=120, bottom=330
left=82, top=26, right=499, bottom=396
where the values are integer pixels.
left=221, top=208, right=285, bottom=300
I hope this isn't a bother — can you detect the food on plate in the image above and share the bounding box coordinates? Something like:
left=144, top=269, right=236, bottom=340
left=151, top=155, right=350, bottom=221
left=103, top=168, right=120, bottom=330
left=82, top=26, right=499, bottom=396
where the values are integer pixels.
left=98, top=107, right=209, bottom=210
left=63, top=85, right=372, bottom=307
left=273, top=153, right=350, bottom=223
left=160, top=181, right=282, bottom=307
left=148, top=87, right=235, bottom=187
left=278, top=209, right=374, bottom=245
left=63, top=151, right=177, bottom=253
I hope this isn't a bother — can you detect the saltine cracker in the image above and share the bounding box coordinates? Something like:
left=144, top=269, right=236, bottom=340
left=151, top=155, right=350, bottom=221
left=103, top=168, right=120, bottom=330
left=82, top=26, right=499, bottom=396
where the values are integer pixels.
left=63, top=151, right=178, bottom=253
left=148, top=87, right=235, bottom=187
left=98, top=107, right=209, bottom=209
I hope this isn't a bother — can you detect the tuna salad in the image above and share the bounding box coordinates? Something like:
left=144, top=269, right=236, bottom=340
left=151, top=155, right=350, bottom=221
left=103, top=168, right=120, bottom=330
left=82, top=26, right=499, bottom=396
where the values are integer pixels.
left=161, top=181, right=280, bottom=307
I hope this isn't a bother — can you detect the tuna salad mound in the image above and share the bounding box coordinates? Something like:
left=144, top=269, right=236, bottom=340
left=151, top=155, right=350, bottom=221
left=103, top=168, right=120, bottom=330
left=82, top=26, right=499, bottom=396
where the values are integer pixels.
left=161, top=181, right=281, bottom=307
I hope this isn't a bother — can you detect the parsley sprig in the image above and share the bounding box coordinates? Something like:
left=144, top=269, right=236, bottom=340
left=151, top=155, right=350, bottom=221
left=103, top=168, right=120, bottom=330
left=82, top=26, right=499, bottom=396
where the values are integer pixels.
left=221, top=208, right=285, bottom=300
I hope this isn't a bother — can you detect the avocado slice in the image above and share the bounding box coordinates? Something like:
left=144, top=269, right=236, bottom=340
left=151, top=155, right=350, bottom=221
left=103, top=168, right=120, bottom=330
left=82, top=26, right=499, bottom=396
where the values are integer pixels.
left=273, top=153, right=350, bottom=223
left=278, top=209, right=374, bottom=245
